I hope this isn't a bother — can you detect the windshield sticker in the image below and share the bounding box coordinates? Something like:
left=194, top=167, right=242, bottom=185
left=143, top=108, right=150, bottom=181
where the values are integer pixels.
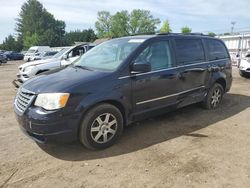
left=128, top=39, right=145, bottom=43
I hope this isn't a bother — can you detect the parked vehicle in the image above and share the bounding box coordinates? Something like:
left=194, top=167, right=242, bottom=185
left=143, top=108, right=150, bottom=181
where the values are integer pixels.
left=0, top=50, right=6, bottom=54
left=14, top=34, right=232, bottom=149
left=239, top=52, right=250, bottom=77
left=4, top=51, right=24, bottom=60
left=21, top=51, right=27, bottom=55
left=15, top=43, right=95, bottom=84
left=24, top=46, right=51, bottom=62
left=29, top=51, right=58, bottom=61
left=0, top=54, right=7, bottom=65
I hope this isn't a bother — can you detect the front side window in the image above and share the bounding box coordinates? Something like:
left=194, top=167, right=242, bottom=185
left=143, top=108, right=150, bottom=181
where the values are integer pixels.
left=206, top=39, right=229, bottom=61
left=135, top=41, right=172, bottom=71
left=175, top=39, right=205, bottom=65
left=74, top=38, right=144, bottom=71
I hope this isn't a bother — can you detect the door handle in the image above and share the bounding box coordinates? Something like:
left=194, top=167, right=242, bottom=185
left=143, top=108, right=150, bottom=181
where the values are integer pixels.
left=183, top=68, right=206, bottom=73
left=177, top=72, right=185, bottom=80
left=208, top=65, right=220, bottom=72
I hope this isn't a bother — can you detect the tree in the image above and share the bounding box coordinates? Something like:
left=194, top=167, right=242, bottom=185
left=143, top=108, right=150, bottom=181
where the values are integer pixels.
left=129, top=9, right=160, bottom=35
left=110, top=11, right=130, bottom=37
left=95, top=9, right=161, bottom=38
left=208, top=32, right=216, bottom=37
left=95, top=11, right=112, bottom=38
left=16, top=0, right=65, bottom=48
left=181, top=26, right=192, bottom=33
left=160, top=20, right=172, bottom=33
left=23, top=33, right=39, bottom=49
left=0, top=35, right=23, bottom=52
left=63, top=29, right=97, bottom=45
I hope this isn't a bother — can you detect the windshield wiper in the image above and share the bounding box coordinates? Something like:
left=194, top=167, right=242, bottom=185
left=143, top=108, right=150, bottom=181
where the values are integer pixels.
left=73, top=65, right=93, bottom=71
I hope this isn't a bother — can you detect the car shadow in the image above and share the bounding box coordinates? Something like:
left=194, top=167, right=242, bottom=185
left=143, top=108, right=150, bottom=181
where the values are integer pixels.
left=38, top=93, right=250, bottom=161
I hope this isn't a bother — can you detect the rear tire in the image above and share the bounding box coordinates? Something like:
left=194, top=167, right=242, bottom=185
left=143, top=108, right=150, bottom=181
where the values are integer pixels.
left=79, top=103, right=123, bottom=150
left=202, top=83, right=224, bottom=110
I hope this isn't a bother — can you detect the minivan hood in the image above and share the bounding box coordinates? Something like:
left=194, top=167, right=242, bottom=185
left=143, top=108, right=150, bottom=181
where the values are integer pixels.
left=22, top=66, right=110, bottom=93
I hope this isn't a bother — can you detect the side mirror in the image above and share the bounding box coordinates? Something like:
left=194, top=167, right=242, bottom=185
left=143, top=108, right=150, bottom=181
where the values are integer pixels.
left=131, top=61, right=151, bottom=74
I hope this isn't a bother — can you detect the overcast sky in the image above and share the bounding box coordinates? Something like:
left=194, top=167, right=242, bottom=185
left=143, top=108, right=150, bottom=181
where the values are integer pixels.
left=0, top=0, right=249, bottom=42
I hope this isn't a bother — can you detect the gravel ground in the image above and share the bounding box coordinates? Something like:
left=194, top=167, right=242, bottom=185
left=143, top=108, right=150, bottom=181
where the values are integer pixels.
left=0, top=61, right=250, bottom=188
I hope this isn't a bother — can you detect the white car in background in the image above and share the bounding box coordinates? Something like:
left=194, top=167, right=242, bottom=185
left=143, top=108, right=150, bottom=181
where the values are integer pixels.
left=13, top=43, right=95, bottom=86
left=24, top=46, right=51, bottom=62
left=29, top=51, right=58, bottom=61
left=239, top=53, right=250, bottom=77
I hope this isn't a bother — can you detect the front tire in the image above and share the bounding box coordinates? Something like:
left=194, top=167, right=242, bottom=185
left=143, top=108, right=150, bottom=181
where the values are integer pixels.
left=202, top=83, right=224, bottom=110
left=79, top=103, right=123, bottom=150
left=239, top=70, right=249, bottom=77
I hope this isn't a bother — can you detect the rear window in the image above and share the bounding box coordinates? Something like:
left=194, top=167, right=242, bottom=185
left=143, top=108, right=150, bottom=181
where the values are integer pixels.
left=206, top=39, right=229, bottom=61
left=175, top=39, right=205, bottom=65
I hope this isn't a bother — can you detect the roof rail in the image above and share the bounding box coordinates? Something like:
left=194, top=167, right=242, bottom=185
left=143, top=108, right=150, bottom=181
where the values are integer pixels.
left=157, top=32, right=212, bottom=37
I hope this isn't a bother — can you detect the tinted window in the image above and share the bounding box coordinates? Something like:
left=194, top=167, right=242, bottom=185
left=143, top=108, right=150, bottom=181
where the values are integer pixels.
left=175, top=39, right=205, bottom=64
left=135, top=41, right=172, bottom=71
left=206, top=39, right=229, bottom=61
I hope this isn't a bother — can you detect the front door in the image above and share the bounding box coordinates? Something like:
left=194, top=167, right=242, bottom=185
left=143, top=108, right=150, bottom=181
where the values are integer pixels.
left=132, top=39, right=182, bottom=114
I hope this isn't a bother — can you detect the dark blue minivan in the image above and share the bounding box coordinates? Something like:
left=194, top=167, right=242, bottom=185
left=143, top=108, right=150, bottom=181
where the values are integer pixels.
left=14, top=34, right=232, bottom=149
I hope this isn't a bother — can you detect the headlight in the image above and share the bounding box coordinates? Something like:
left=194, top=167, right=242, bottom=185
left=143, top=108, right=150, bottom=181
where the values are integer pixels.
left=24, top=66, right=35, bottom=73
left=34, top=93, right=70, bottom=110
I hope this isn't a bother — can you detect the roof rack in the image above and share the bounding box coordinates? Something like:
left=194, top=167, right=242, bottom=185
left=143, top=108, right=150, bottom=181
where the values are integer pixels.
left=157, top=32, right=213, bottom=37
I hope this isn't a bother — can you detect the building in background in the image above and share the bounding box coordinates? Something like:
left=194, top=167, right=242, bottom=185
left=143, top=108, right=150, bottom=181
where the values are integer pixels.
left=218, top=33, right=250, bottom=65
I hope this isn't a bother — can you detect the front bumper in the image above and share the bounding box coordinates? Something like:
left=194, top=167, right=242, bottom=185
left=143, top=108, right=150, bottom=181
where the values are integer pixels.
left=14, top=106, right=81, bottom=143
left=239, top=67, right=250, bottom=73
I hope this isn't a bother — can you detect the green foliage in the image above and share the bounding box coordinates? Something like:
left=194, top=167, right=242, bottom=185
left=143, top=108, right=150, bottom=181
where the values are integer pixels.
left=223, top=33, right=230, bottom=36
left=95, top=9, right=160, bottom=38
left=0, top=35, right=23, bottom=52
left=129, top=9, right=160, bottom=35
left=16, top=0, right=65, bottom=49
left=160, top=20, right=172, bottom=33
left=95, top=11, right=112, bottom=38
left=110, top=11, right=130, bottom=37
left=63, top=29, right=97, bottom=45
left=181, top=26, right=192, bottom=33
left=208, top=32, right=216, bottom=37
left=23, top=33, right=39, bottom=49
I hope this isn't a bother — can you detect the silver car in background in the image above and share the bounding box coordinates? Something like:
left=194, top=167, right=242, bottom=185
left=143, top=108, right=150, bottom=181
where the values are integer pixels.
left=13, top=43, right=95, bottom=87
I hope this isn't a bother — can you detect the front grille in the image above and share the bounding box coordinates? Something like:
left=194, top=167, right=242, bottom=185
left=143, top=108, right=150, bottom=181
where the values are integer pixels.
left=15, top=88, right=36, bottom=113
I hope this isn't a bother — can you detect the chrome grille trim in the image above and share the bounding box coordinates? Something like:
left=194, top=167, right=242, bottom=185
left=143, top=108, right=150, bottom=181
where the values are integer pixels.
left=15, top=88, right=36, bottom=113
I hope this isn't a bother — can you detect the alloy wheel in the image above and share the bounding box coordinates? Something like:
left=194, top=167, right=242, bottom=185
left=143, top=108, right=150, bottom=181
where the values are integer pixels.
left=90, top=113, right=118, bottom=144
left=211, top=88, right=222, bottom=108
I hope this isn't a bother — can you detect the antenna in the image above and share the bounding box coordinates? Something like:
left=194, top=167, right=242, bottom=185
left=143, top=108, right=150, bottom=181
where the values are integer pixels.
left=231, top=21, right=236, bottom=34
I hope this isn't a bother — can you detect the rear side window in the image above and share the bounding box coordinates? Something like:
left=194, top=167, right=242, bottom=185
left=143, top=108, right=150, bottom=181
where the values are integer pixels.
left=175, top=39, right=205, bottom=65
left=206, top=39, right=229, bottom=61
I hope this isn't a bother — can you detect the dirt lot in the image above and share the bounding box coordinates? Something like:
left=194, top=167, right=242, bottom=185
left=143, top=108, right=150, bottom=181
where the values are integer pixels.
left=0, top=61, right=250, bottom=188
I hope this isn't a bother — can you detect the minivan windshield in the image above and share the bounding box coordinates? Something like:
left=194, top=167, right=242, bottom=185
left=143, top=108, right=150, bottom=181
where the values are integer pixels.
left=74, top=38, right=144, bottom=71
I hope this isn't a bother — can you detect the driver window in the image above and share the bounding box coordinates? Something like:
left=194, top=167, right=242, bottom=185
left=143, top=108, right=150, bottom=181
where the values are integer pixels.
left=135, top=41, right=172, bottom=71
left=69, top=48, right=85, bottom=58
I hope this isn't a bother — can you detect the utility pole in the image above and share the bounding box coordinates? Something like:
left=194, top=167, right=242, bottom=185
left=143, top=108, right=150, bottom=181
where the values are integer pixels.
left=231, top=21, right=236, bottom=34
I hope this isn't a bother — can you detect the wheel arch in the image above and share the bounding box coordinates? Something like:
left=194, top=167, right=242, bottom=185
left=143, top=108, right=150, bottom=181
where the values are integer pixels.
left=215, top=77, right=226, bottom=92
